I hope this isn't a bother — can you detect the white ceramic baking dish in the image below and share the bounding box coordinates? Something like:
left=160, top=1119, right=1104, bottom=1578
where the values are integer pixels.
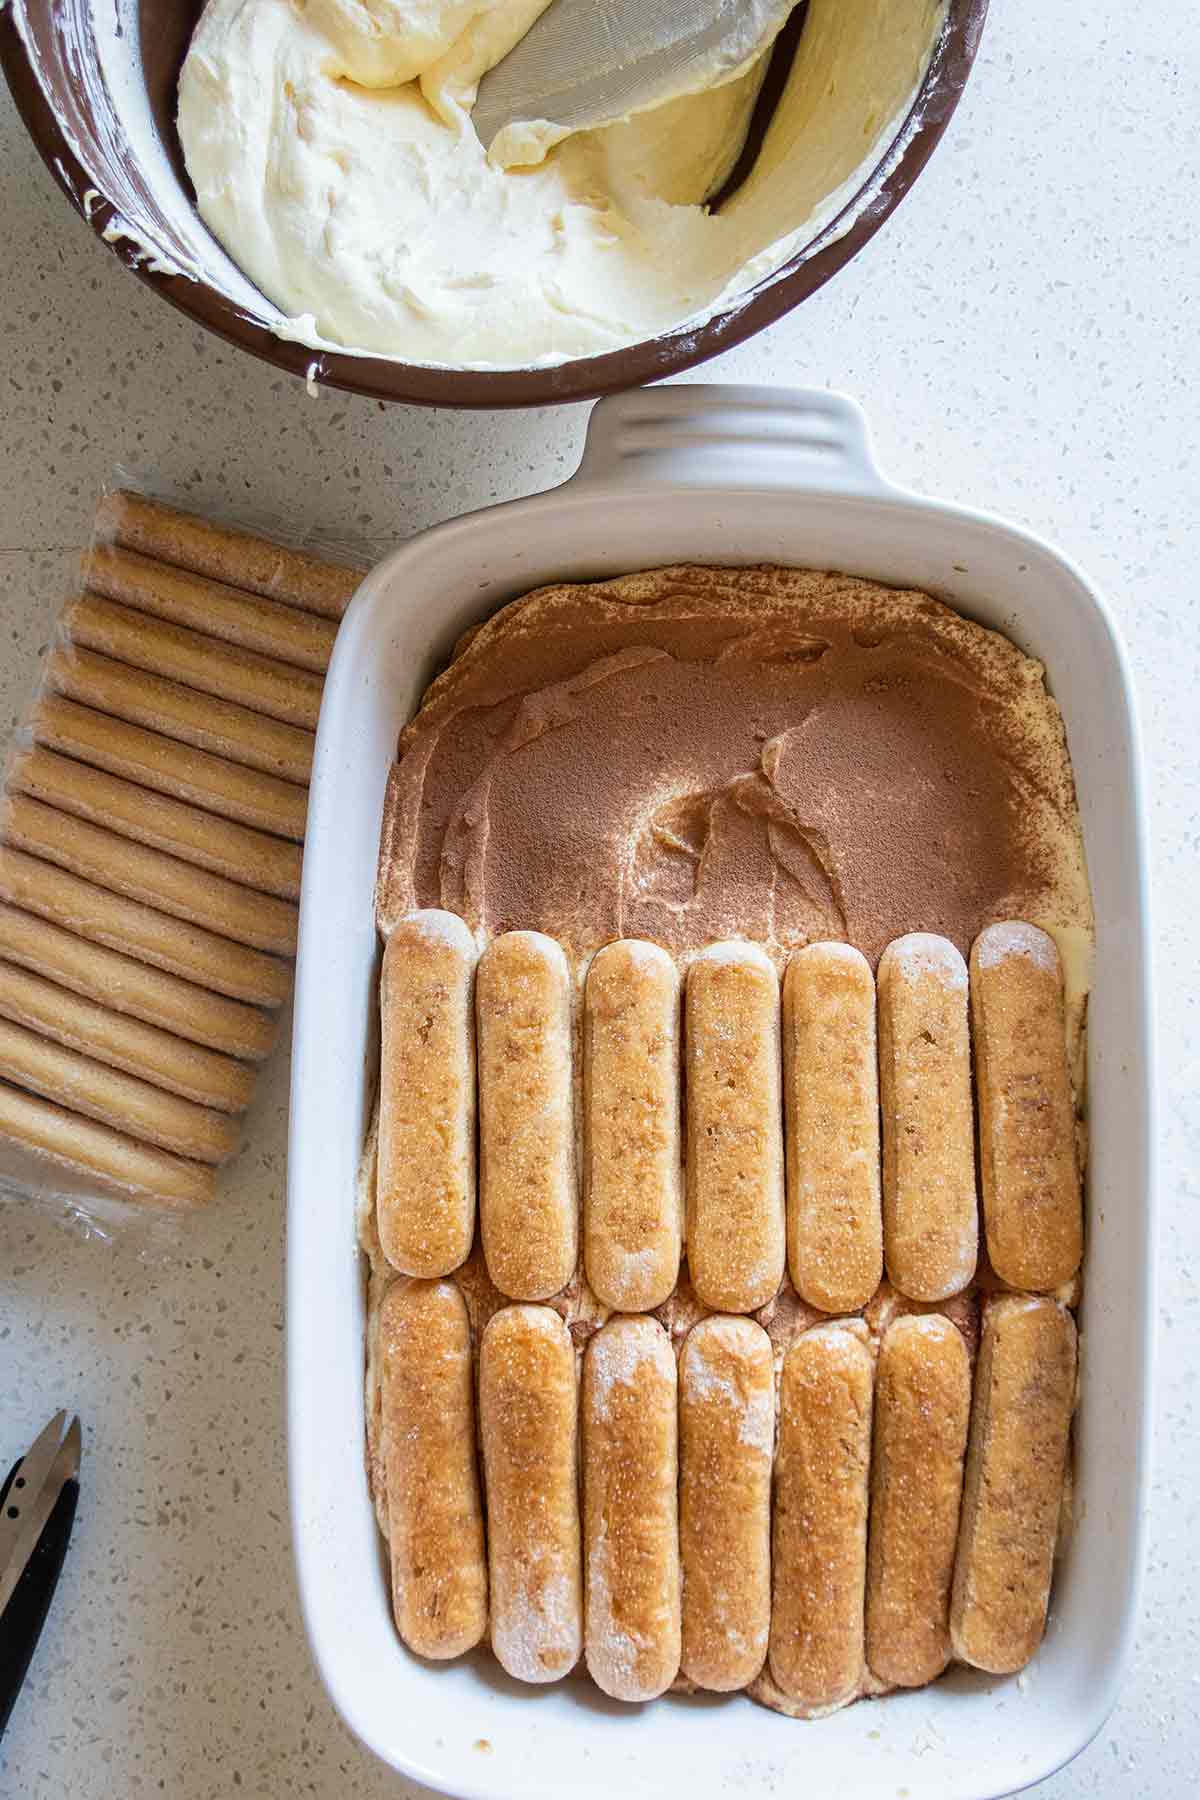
left=287, top=385, right=1154, bottom=1800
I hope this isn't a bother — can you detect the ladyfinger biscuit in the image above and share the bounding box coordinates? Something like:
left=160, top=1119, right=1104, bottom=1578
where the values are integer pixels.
left=95, top=490, right=363, bottom=620
left=32, top=694, right=309, bottom=841
left=583, top=939, right=681, bottom=1312
left=0, top=1081, right=215, bottom=1209
left=783, top=943, right=882, bottom=1314
left=950, top=1295, right=1077, bottom=1674
left=64, top=595, right=324, bottom=730
left=769, top=1324, right=873, bottom=1712
left=10, top=746, right=303, bottom=901
left=379, top=1279, right=488, bottom=1659
left=971, top=923, right=1082, bottom=1291
left=477, top=932, right=577, bottom=1301
left=582, top=1316, right=680, bottom=1701
left=85, top=543, right=338, bottom=671
left=685, top=942, right=785, bottom=1314
left=866, top=1314, right=971, bottom=1687
left=679, top=1315, right=774, bottom=1691
left=877, top=934, right=978, bottom=1302
left=0, top=960, right=255, bottom=1114
left=0, top=847, right=291, bottom=1009
left=1, top=794, right=298, bottom=957
left=479, top=1306, right=582, bottom=1683
left=49, top=646, right=315, bottom=785
left=0, top=902, right=277, bottom=1060
left=0, top=1017, right=239, bottom=1163
left=378, top=911, right=477, bottom=1278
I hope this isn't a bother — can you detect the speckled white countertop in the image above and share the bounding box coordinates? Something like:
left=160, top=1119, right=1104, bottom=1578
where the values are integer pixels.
left=1, top=3, right=1197, bottom=1794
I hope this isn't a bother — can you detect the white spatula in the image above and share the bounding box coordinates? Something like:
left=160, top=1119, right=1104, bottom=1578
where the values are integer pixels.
left=472, top=0, right=801, bottom=155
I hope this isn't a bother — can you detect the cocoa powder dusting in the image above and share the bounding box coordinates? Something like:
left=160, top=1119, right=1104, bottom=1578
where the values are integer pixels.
left=377, top=565, right=1091, bottom=984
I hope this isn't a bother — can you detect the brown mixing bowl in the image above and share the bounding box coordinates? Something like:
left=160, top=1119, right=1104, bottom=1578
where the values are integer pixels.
left=1, top=0, right=988, bottom=408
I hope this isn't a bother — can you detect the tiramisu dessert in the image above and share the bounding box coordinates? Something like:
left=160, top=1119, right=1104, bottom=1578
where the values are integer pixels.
left=360, top=564, right=1092, bottom=1714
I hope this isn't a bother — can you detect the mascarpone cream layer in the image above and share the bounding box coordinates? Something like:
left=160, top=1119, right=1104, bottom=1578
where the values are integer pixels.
left=178, top=0, right=943, bottom=368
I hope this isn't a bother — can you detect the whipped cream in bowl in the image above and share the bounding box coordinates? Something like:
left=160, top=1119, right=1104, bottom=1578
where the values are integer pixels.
left=4, top=0, right=980, bottom=398
left=177, top=0, right=947, bottom=371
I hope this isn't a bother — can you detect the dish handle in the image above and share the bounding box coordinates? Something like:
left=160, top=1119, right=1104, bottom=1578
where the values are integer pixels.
left=571, top=385, right=893, bottom=498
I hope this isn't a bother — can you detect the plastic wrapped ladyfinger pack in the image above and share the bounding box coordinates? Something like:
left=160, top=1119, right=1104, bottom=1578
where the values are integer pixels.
left=0, top=485, right=367, bottom=1238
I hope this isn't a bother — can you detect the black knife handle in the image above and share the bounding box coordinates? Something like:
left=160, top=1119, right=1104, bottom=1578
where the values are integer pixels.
left=0, top=1458, right=79, bottom=1742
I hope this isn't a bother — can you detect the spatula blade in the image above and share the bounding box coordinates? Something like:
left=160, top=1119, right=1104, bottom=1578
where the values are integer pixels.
left=473, top=0, right=798, bottom=154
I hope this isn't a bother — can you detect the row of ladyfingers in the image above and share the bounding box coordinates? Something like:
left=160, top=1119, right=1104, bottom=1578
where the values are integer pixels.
left=0, top=491, right=362, bottom=1207
left=377, top=914, right=1082, bottom=1313
left=377, top=1284, right=1077, bottom=1703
